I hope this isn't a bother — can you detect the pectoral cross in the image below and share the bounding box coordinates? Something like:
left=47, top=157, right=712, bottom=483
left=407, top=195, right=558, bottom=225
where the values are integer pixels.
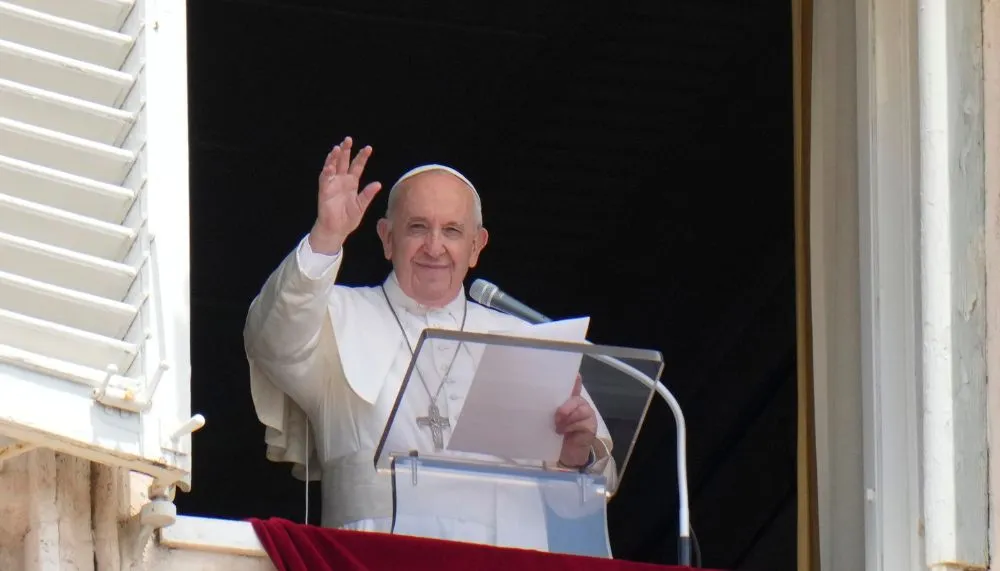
left=416, top=403, right=450, bottom=449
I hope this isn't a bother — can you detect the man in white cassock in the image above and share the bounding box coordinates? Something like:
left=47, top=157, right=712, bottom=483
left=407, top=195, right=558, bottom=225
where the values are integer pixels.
left=244, top=136, right=616, bottom=552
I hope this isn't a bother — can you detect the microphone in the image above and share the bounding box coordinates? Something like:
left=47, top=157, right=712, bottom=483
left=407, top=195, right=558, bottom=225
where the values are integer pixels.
left=468, top=277, right=694, bottom=566
left=469, top=279, right=552, bottom=324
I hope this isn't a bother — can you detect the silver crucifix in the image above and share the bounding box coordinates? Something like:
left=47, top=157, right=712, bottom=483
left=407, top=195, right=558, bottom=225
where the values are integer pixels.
left=416, top=403, right=450, bottom=449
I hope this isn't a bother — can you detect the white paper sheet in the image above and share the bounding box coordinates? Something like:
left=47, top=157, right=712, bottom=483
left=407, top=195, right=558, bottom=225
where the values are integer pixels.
left=445, top=317, right=591, bottom=461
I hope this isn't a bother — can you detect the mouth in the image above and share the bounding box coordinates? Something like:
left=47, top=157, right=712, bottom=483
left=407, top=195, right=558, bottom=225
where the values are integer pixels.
left=414, top=261, right=451, bottom=270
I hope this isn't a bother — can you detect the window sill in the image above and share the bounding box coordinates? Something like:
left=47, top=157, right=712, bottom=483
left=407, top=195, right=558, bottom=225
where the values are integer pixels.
left=158, top=515, right=268, bottom=558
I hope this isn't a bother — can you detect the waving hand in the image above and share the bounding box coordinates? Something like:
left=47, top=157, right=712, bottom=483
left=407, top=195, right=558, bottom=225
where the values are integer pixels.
left=309, top=136, right=382, bottom=254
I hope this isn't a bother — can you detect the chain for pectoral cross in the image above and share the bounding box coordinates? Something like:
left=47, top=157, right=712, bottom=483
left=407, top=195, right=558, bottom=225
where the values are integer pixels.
left=381, top=286, right=469, bottom=450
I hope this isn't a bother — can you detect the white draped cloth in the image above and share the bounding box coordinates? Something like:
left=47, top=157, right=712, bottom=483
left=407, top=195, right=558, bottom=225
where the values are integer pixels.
left=244, top=236, right=615, bottom=550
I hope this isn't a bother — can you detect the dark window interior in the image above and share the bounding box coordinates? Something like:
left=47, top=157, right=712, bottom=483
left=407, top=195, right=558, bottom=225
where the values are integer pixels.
left=179, top=2, right=797, bottom=569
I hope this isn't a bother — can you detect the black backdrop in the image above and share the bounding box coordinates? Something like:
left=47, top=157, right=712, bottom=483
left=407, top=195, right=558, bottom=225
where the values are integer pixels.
left=179, top=1, right=798, bottom=569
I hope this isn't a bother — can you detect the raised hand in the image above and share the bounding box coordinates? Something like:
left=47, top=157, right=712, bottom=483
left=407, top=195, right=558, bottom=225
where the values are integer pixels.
left=309, top=136, right=382, bottom=254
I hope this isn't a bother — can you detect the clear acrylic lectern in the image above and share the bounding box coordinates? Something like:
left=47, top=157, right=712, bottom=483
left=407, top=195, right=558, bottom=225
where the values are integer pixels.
left=373, top=328, right=663, bottom=558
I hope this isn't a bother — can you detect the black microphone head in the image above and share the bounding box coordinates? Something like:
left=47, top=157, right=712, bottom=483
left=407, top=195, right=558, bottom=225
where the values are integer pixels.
left=469, top=278, right=499, bottom=307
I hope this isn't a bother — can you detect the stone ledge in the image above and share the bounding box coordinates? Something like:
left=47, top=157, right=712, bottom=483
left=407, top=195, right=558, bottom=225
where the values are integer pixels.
left=158, top=515, right=267, bottom=558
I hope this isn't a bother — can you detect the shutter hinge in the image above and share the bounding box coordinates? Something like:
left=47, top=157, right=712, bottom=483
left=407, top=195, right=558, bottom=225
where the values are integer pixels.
left=92, top=361, right=169, bottom=413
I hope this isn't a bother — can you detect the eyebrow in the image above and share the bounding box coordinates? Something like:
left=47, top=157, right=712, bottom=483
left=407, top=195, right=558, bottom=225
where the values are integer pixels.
left=406, top=217, right=465, bottom=229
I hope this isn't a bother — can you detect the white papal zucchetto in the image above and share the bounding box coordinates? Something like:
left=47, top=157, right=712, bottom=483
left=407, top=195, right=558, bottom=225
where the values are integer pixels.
left=387, top=164, right=484, bottom=225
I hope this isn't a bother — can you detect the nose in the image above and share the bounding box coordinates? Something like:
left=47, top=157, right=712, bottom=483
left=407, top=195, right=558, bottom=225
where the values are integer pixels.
left=423, top=231, right=446, bottom=257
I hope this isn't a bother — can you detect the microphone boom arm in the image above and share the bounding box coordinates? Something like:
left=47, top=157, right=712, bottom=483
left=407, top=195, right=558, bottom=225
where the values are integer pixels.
left=587, top=351, right=692, bottom=567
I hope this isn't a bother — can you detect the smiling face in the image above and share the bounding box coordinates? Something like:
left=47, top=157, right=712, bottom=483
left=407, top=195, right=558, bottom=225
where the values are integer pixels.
left=376, top=170, right=488, bottom=307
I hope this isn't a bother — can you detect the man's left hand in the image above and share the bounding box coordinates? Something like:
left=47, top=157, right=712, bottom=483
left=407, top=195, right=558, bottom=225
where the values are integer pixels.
left=555, top=374, right=597, bottom=468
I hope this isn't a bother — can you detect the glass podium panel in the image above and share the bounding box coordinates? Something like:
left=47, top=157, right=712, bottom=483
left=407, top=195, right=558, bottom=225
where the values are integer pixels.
left=391, top=455, right=612, bottom=557
left=373, top=328, right=664, bottom=558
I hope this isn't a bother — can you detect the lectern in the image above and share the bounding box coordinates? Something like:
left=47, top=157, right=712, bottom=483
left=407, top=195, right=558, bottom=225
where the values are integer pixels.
left=373, top=328, right=664, bottom=559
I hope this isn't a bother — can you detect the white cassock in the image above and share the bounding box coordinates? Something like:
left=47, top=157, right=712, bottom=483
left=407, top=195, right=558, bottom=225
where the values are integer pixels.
left=244, top=236, right=616, bottom=551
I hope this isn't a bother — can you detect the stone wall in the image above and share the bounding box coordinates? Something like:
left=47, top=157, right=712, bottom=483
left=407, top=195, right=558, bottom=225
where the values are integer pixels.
left=0, top=448, right=273, bottom=571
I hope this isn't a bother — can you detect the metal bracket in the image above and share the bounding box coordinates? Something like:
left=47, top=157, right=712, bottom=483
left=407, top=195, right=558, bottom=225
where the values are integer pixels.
left=120, top=485, right=177, bottom=565
left=92, top=361, right=169, bottom=413
left=160, top=414, right=205, bottom=455
left=409, top=451, right=419, bottom=486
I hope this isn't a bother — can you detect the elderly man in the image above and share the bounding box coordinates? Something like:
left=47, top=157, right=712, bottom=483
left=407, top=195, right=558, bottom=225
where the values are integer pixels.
left=244, top=137, right=614, bottom=550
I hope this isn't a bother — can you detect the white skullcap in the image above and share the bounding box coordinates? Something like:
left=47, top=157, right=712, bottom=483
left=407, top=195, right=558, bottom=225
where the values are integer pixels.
left=386, top=163, right=483, bottom=224
left=390, top=164, right=478, bottom=197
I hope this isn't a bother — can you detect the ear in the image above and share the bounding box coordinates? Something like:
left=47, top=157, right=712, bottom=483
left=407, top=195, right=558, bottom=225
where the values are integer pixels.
left=376, top=218, right=393, bottom=260
left=468, top=227, right=489, bottom=267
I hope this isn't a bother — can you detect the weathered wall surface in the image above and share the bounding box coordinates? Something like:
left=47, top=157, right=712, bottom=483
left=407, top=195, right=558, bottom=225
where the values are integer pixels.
left=0, top=449, right=110, bottom=571
left=0, top=449, right=273, bottom=571
left=985, top=0, right=999, bottom=566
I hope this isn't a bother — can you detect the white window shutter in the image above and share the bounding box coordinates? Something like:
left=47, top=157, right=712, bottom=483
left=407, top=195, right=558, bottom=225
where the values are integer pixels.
left=0, top=0, right=199, bottom=492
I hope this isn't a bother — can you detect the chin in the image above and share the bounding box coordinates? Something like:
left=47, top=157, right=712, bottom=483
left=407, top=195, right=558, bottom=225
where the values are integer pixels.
left=412, top=266, right=452, bottom=280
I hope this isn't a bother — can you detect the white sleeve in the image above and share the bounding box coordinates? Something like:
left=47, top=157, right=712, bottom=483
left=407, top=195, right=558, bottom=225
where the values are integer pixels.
left=296, top=235, right=342, bottom=279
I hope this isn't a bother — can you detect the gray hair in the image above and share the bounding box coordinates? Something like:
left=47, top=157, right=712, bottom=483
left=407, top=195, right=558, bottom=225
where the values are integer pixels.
left=384, top=164, right=483, bottom=227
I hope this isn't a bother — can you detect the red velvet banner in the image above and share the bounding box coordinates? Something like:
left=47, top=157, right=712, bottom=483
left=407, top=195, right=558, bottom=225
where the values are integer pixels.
left=250, top=518, right=714, bottom=571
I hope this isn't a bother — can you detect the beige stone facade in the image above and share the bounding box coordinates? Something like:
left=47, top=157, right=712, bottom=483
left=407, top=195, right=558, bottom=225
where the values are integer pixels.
left=0, top=449, right=272, bottom=571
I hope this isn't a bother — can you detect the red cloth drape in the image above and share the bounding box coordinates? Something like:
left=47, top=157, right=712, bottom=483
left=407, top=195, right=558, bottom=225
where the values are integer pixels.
left=249, top=517, right=710, bottom=571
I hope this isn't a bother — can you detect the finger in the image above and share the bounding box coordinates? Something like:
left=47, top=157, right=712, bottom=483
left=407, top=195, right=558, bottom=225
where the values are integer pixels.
left=357, top=181, right=382, bottom=212
left=572, top=373, right=582, bottom=397
left=554, top=400, right=588, bottom=430
left=561, top=419, right=597, bottom=437
left=349, top=145, right=373, bottom=177
left=322, top=154, right=337, bottom=175
left=555, top=397, right=584, bottom=419
left=556, top=405, right=592, bottom=433
left=566, top=403, right=594, bottom=425
left=325, top=146, right=341, bottom=171
left=319, top=149, right=339, bottom=189
left=321, top=168, right=335, bottom=185
left=339, top=137, right=353, bottom=174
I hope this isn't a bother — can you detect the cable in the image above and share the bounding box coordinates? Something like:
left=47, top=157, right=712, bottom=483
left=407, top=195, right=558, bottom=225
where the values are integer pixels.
left=691, top=524, right=702, bottom=569
left=305, top=418, right=310, bottom=525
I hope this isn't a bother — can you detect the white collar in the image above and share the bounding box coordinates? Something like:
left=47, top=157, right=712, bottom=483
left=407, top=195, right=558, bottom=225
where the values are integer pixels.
left=382, top=271, right=467, bottom=320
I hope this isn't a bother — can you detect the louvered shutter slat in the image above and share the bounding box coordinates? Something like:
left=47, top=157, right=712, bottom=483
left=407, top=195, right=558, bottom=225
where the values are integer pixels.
left=4, top=0, right=135, bottom=30
left=0, top=40, right=133, bottom=106
left=0, top=155, right=135, bottom=222
left=0, top=270, right=136, bottom=338
left=0, top=231, right=137, bottom=299
left=0, top=118, right=135, bottom=184
left=0, top=79, right=135, bottom=146
left=0, top=1, right=134, bottom=69
left=0, top=193, right=136, bottom=259
left=0, top=308, right=137, bottom=371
